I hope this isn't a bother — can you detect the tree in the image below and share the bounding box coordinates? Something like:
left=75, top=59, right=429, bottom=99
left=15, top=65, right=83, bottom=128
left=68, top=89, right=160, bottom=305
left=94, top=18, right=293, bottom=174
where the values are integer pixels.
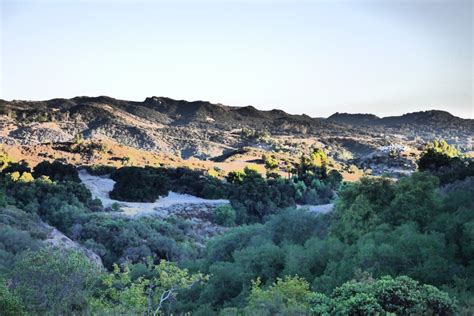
left=331, top=176, right=394, bottom=241
left=262, top=154, right=279, bottom=171
left=91, top=263, right=148, bottom=314
left=33, top=160, right=80, bottom=182
left=419, top=149, right=474, bottom=185
left=418, top=148, right=452, bottom=171
left=429, top=139, right=459, bottom=157
left=10, top=248, right=100, bottom=315
left=110, top=167, right=169, bottom=202
left=229, top=167, right=279, bottom=223
left=327, top=169, right=343, bottom=189
left=310, top=148, right=329, bottom=168
left=0, top=147, right=12, bottom=171
left=308, top=275, right=458, bottom=315
left=385, top=172, right=441, bottom=228
left=243, top=275, right=456, bottom=315
left=247, top=276, right=316, bottom=314
left=1, top=160, right=31, bottom=175
left=418, top=139, right=459, bottom=171
left=299, top=148, right=329, bottom=179
left=0, top=279, right=25, bottom=316
left=207, top=168, right=219, bottom=178
left=329, top=276, right=457, bottom=315
left=339, top=195, right=380, bottom=243
left=233, top=242, right=285, bottom=284
left=7, top=171, right=34, bottom=183
left=213, top=204, right=236, bottom=227
left=92, top=260, right=207, bottom=315
left=149, top=260, right=207, bottom=315
left=226, top=170, right=246, bottom=184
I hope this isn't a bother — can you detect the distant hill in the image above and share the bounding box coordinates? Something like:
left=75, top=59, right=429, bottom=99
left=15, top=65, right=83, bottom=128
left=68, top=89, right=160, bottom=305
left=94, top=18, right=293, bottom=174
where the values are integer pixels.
left=0, top=96, right=342, bottom=135
left=380, top=110, right=462, bottom=126
left=327, top=113, right=380, bottom=125
left=328, top=110, right=470, bottom=129
left=0, top=96, right=472, bottom=159
left=2, top=96, right=470, bottom=130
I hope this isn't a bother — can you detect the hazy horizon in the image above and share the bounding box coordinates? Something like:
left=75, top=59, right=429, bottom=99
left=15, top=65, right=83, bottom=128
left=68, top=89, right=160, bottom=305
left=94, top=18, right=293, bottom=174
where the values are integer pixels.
left=1, top=0, right=472, bottom=118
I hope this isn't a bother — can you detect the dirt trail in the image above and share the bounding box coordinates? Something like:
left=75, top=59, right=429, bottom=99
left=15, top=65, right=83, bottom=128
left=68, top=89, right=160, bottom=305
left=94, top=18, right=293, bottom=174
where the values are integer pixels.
left=296, top=203, right=334, bottom=214
left=78, top=170, right=229, bottom=216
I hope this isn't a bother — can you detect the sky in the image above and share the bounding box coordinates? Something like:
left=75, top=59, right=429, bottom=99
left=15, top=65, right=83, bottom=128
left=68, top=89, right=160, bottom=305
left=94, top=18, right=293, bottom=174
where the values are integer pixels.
left=1, top=0, right=472, bottom=118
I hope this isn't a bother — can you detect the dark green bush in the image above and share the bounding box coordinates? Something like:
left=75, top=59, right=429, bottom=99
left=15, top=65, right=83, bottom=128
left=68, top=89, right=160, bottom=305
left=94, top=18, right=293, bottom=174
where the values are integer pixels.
left=213, top=204, right=236, bottom=227
left=33, top=160, right=80, bottom=182
left=110, top=167, right=169, bottom=202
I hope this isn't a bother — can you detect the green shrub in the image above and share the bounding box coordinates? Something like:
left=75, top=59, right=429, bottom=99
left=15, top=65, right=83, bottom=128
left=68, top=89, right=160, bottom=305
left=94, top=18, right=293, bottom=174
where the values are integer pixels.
left=33, top=160, right=80, bottom=182
left=0, top=279, right=25, bottom=316
left=84, top=165, right=116, bottom=176
left=247, top=276, right=316, bottom=314
left=10, top=248, right=100, bottom=315
left=330, top=276, right=457, bottom=315
left=214, top=204, right=236, bottom=227
left=110, top=167, right=169, bottom=202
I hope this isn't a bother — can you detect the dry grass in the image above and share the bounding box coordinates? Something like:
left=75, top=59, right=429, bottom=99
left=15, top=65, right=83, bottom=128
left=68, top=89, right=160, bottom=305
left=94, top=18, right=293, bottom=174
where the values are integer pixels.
left=3, top=139, right=363, bottom=181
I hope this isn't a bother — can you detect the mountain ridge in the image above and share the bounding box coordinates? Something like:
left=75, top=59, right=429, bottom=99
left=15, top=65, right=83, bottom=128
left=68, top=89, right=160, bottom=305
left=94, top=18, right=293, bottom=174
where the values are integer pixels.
left=0, top=96, right=472, bottom=160
left=327, top=110, right=468, bottom=126
left=1, top=95, right=471, bottom=122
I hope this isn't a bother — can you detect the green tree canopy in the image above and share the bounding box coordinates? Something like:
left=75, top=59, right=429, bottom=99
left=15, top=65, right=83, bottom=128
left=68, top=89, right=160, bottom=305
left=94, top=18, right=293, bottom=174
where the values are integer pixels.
left=10, top=248, right=100, bottom=315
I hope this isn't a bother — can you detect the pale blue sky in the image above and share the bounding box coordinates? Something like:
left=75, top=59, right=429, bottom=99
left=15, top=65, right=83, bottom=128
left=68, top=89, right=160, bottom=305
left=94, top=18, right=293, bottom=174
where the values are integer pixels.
left=1, top=0, right=472, bottom=118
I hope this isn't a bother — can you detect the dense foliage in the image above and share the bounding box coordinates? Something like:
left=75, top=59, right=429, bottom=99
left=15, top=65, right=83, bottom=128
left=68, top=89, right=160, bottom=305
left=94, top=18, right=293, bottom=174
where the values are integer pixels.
left=91, top=260, right=207, bottom=315
left=0, top=146, right=472, bottom=314
left=110, top=167, right=169, bottom=202
left=109, top=166, right=230, bottom=202
left=246, top=275, right=457, bottom=315
left=10, top=248, right=99, bottom=315
left=0, top=159, right=201, bottom=270
left=33, top=160, right=81, bottom=182
left=418, top=139, right=473, bottom=185
left=172, top=172, right=473, bottom=313
left=107, top=149, right=341, bottom=224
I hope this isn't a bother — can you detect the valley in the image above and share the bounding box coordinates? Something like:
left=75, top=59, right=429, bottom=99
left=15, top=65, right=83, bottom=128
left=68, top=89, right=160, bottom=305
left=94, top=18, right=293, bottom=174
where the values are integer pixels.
left=3, top=0, right=472, bottom=313
left=0, top=96, right=472, bottom=315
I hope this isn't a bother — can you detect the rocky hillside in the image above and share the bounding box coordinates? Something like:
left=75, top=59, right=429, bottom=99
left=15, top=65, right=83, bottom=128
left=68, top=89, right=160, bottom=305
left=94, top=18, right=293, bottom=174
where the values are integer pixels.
left=0, top=96, right=472, bottom=162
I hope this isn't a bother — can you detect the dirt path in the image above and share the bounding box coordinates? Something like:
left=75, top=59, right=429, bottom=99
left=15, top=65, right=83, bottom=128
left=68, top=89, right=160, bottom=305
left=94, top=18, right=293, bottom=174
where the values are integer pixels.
left=296, top=203, right=334, bottom=214
left=78, top=170, right=229, bottom=216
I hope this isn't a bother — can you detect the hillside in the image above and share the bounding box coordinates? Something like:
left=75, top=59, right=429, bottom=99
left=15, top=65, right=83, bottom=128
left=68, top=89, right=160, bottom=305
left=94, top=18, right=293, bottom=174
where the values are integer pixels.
left=328, top=110, right=470, bottom=128
left=327, top=112, right=381, bottom=125
left=0, top=96, right=472, bottom=179
left=2, top=97, right=471, bottom=134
